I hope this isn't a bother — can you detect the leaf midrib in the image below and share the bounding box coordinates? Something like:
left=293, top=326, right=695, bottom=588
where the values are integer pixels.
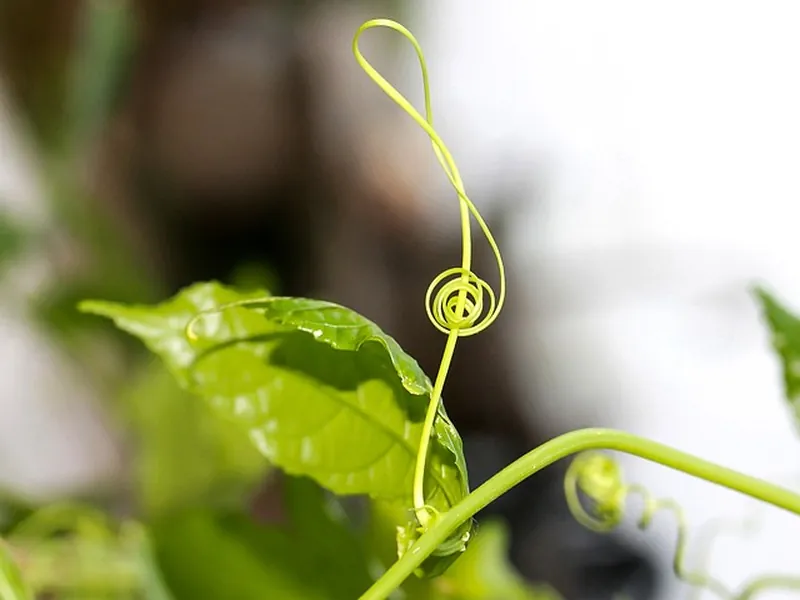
left=261, top=363, right=458, bottom=508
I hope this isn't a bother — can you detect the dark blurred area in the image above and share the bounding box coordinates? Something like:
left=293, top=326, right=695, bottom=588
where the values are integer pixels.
left=0, top=1, right=658, bottom=598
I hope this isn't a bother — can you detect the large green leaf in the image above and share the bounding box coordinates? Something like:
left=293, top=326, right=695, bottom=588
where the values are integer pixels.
left=151, top=476, right=372, bottom=600
left=122, top=360, right=269, bottom=517
left=754, top=286, right=800, bottom=428
left=80, top=283, right=470, bottom=538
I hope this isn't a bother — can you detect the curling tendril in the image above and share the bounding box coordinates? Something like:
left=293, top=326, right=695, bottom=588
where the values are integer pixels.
left=688, top=512, right=764, bottom=600
left=352, top=18, right=506, bottom=526
left=566, top=452, right=800, bottom=599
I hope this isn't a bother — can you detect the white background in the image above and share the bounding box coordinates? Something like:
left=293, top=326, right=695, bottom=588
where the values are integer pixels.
left=410, top=2, right=800, bottom=598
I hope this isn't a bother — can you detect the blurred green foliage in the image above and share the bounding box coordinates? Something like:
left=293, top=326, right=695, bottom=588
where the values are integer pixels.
left=122, top=360, right=269, bottom=518
left=151, top=478, right=373, bottom=600
left=0, top=211, right=30, bottom=277
left=755, top=286, right=800, bottom=430
left=0, top=1, right=562, bottom=597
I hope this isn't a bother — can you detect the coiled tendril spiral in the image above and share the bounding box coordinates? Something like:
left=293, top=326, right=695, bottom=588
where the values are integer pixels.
left=564, top=452, right=628, bottom=533
left=565, top=452, right=800, bottom=599
left=425, top=267, right=497, bottom=337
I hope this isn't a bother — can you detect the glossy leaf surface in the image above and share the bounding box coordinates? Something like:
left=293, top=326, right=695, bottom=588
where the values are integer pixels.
left=80, top=282, right=274, bottom=386
left=80, top=282, right=469, bottom=519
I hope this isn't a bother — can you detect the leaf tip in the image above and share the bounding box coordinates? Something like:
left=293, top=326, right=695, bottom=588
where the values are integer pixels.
left=750, top=283, right=772, bottom=303
left=76, top=299, right=113, bottom=316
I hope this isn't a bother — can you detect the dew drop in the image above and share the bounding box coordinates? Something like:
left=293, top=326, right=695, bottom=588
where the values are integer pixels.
left=233, top=395, right=255, bottom=419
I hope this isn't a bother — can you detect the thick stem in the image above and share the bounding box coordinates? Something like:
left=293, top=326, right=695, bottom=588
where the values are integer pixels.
left=360, top=428, right=800, bottom=600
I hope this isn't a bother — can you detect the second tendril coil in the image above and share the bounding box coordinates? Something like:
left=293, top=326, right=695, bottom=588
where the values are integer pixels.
left=565, top=452, right=628, bottom=533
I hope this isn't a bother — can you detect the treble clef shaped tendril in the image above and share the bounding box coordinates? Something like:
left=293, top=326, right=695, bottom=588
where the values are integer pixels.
left=353, top=18, right=506, bottom=524
left=352, top=19, right=505, bottom=340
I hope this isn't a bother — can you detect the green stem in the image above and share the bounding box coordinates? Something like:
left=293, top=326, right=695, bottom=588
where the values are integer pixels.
left=413, top=331, right=459, bottom=518
left=360, top=428, right=800, bottom=600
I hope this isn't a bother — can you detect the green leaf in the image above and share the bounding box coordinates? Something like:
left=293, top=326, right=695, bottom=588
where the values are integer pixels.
left=79, top=282, right=274, bottom=387
left=26, top=528, right=172, bottom=600
left=129, top=524, right=175, bottom=600
left=153, top=513, right=309, bottom=600
left=0, top=495, right=35, bottom=537
left=0, top=211, right=29, bottom=276
left=262, top=476, right=373, bottom=594
left=430, top=521, right=561, bottom=600
left=6, top=513, right=172, bottom=600
left=66, top=0, right=135, bottom=151
left=754, top=286, right=800, bottom=428
left=234, top=297, right=432, bottom=395
left=0, top=541, right=31, bottom=600
left=122, top=360, right=269, bottom=517
left=151, top=477, right=373, bottom=600
left=79, top=284, right=470, bottom=524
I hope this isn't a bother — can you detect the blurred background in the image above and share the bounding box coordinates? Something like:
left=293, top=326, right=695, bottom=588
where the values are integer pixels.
left=1, top=1, right=800, bottom=599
